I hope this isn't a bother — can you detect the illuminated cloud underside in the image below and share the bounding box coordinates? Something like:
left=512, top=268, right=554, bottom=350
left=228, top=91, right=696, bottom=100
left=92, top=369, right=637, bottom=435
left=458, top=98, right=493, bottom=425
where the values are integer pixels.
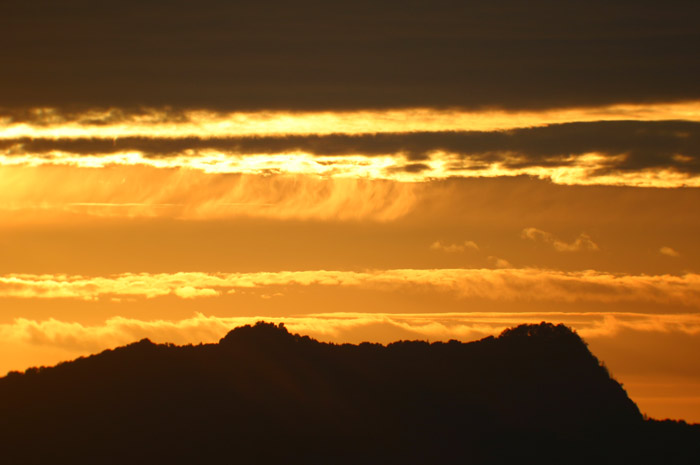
left=1, top=269, right=698, bottom=306
left=2, top=102, right=700, bottom=139
left=1, top=152, right=697, bottom=188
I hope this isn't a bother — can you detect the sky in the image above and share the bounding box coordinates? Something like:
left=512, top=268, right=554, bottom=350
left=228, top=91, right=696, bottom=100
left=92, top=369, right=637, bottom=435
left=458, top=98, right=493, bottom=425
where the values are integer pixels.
left=1, top=0, right=699, bottom=422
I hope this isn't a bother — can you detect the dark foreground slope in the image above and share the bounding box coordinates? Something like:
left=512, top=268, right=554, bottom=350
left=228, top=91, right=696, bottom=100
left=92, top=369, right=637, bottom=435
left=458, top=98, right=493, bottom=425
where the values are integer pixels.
left=0, top=322, right=697, bottom=464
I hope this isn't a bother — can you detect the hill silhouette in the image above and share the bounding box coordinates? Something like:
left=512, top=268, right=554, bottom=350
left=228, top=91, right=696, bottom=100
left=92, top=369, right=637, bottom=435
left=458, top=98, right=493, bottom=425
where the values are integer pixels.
left=0, top=322, right=697, bottom=464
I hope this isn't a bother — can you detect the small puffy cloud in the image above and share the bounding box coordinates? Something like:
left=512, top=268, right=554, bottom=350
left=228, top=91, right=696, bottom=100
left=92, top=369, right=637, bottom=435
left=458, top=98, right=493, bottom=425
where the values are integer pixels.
left=521, top=227, right=598, bottom=252
left=260, top=292, right=284, bottom=299
left=660, top=246, right=680, bottom=257
left=487, top=256, right=512, bottom=269
left=430, top=240, right=479, bottom=253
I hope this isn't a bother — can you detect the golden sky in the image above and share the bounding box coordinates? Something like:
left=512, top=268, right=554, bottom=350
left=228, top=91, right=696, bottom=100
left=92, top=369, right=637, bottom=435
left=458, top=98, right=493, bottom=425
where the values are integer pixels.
left=2, top=0, right=700, bottom=423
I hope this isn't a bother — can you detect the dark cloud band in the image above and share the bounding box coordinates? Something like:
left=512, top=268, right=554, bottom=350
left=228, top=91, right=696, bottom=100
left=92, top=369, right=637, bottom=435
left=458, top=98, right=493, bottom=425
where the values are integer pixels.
left=2, top=0, right=699, bottom=111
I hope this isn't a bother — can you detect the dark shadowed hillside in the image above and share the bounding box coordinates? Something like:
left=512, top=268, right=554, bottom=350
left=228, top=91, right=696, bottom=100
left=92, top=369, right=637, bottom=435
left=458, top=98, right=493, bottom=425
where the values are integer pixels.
left=0, top=322, right=697, bottom=464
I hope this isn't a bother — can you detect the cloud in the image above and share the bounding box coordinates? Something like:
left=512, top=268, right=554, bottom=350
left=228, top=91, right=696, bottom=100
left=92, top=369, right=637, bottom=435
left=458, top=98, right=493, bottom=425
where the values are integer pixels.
left=3, top=107, right=700, bottom=140
left=2, top=2, right=699, bottom=111
left=2, top=150, right=699, bottom=189
left=487, top=256, right=513, bottom=269
left=430, top=240, right=479, bottom=253
left=173, top=286, right=219, bottom=299
left=5, top=120, right=699, bottom=174
left=3, top=119, right=700, bottom=187
left=522, top=227, right=599, bottom=252
left=660, top=247, right=681, bottom=258
left=0, top=166, right=418, bottom=221
left=1, top=268, right=698, bottom=307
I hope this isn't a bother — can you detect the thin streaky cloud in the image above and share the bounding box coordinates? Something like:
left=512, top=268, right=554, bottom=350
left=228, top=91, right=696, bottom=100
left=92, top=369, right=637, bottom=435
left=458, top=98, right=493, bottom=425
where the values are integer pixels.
left=67, top=203, right=185, bottom=207
left=0, top=269, right=698, bottom=307
left=2, top=103, right=700, bottom=139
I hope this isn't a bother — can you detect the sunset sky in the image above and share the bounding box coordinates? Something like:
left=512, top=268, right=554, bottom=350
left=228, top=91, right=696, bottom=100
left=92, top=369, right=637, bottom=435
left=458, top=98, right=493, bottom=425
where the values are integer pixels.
left=2, top=0, right=699, bottom=422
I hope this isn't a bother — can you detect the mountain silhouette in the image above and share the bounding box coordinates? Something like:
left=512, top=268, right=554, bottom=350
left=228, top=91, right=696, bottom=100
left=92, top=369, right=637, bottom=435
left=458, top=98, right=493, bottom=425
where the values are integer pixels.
left=0, top=322, right=697, bottom=464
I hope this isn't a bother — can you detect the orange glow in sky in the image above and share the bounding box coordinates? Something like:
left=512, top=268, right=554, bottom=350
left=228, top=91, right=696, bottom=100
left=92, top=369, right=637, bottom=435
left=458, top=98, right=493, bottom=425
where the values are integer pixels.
left=2, top=38, right=700, bottom=426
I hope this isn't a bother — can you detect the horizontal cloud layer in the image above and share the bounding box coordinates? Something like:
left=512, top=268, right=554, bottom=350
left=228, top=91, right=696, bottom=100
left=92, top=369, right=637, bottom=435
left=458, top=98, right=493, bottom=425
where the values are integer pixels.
left=3, top=119, right=700, bottom=187
left=3, top=105, right=700, bottom=137
left=2, top=1, right=699, bottom=110
left=1, top=268, right=698, bottom=307
left=3, top=152, right=697, bottom=188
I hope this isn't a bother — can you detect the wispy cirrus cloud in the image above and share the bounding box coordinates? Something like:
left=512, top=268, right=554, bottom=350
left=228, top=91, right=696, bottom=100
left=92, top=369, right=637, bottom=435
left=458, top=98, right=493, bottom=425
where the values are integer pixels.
left=0, top=166, right=418, bottom=221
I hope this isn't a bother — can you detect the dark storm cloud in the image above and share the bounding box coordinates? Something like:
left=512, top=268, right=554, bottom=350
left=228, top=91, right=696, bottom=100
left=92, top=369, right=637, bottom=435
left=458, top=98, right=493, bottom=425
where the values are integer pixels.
left=3, top=121, right=699, bottom=174
left=2, top=0, right=699, bottom=111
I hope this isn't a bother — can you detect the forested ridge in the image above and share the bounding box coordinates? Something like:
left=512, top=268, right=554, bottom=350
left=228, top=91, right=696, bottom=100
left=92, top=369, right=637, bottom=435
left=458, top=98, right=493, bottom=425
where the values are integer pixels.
left=1, top=322, right=698, bottom=464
